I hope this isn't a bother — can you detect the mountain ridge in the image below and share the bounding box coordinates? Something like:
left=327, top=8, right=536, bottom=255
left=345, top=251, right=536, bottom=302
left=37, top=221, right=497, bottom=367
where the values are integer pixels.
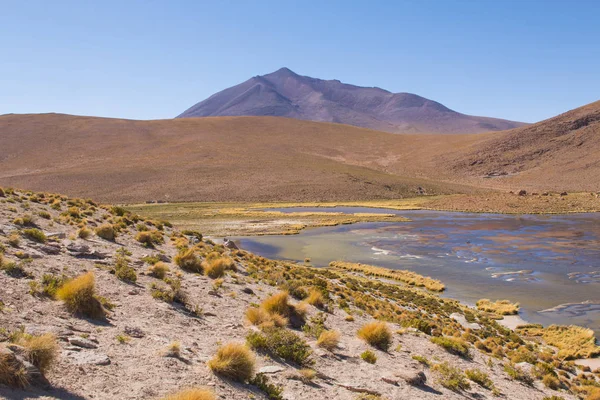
left=177, top=68, right=526, bottom=134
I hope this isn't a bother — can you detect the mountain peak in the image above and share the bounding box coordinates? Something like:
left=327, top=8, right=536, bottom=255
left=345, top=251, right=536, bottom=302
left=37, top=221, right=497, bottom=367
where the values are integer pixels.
left=177, top=70, right=526, bottom=134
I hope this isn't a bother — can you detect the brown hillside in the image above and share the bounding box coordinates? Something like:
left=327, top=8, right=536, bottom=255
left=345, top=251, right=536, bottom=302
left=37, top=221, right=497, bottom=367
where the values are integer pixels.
left=0, top=114, right=479, bottom=203
left=448, top=100, right=600, bottom=191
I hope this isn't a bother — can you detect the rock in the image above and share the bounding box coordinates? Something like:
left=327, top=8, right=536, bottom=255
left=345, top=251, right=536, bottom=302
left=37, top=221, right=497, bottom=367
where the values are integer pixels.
left=124, top=326, right=145, bottom=338
left=38, top=244, right=62, bottom=255
left=395, top=369, right=427, bottom=386
left=0, top=346, right=48, bottom=387
left=68, top=337, right=98, bottom=349
left=67, top=351, right=111, bottom=366
left=242, top=287, right=254, bottom=295
left=47, top=232, right=67, bottom=239
left=336, top=382, right=380, bottom=396
left=518, top=189, right=527, bottom=196
left=259, top=365, right=285, bottom=374
left=157, top=253, right=171, bottom=262
left=67, top=243, right=90, bottom=253
left=67, top=242, right=108, bottom=259
left=560, top=191, right=568, bottom=196
left=542, top=192, right=550, bottom=196
left=223, top=238, right=238, bottom=250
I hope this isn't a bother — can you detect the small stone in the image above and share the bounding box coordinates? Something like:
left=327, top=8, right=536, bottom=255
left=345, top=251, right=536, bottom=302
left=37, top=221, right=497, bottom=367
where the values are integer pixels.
left=68, top=337, right=98, bottom=349
left=68, top=352, right=110, bottom=366
left=259, top=365, right=285, bottom=374
left=518, top=189, right=527, bottom=196
left=124, top=326, right=145, bottom=338
left=242, top=287, right=254, bottom=295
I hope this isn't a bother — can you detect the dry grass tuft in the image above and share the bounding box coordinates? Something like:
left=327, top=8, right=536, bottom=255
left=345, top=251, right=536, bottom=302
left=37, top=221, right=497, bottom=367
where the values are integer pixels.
left=330, top=261, right=445, bottom=292
left=77, top=227, right=93, bottom=239
left=208, top=343, right=255, bottom=382
left=174, top=248, right=203, bottom=273
left=245, top=307, right=287, bottom=328
left=517, top=324, right=600, bottom=359
left=16, top=333, right=59, bottom=374
left=148, top=262, right=170, bottom=279
left=56, top=272, right=105, bottom=319
left=261, top=292, right=290, bottom=317
left=95, top=223, right=116, bottom=241
left=357, top=321, right=392, bottom=351
left=162, top=388, right=216, bottom=400
left=203, top=257, right=235, bottom=279
left=0, top=350, right=29, bottom=388
left=306, top=289, right=325, bottom=309
left=476, top=299, right=519, bottom=315
left=317, top=330, right=340, bottom=351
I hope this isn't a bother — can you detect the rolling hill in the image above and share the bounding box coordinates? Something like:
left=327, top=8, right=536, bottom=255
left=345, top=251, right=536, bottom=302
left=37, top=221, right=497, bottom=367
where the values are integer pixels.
left=177, top=68, right=525, bottom=134
left=0, top=100, right=599, bottom=203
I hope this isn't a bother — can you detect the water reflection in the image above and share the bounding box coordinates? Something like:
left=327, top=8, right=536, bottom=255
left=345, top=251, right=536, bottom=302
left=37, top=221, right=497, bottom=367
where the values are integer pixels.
left=235, top=208, right=600, bottom=334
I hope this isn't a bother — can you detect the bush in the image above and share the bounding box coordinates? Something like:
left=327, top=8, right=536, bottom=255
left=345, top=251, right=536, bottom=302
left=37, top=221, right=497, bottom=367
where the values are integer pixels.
left=95, top=224, right=116, bottom=241
left=135, top=230, right=164, bottom=248
left=204, top=257, right=235, bottom=279
left=148, top=262, right=169, bottom=279
left=0, top=350, right=29, bottom=388
left=317, top=330, right=340, bottom=351
left=38, top=211, right=51, bottom=219
left=56, top=272, right=105, bottom=319
left=15, top=333, right=58, bottom=374
left=433, top=362, right=471, bottom=391
left=208, top=343, right=256, bottom=382
left=357, top=321, right=392, bottom=351
left=247, top=327, right=312, bottom=365
left=40, top=274, right=69, bottom=298
left=306, top=289, right=325, bottom=309
left=250, top=373, right=284, bottom=400
left=361, top=350, right=377, bottom=364
left=476, top=299, right=519, bottom=315
left=465, top=368, right=493, bottom=389
left=175, top=248, right=203, bottom=273
left=401, top=318, right=433, bottom=335
left=22, top=228, right=47, bottom=243
left=114, top=254, right=137, bottom=283
left=246, top=307, right=287, bottom=328
left=430, top=337, right=470, bottom=358
left=161, top=388, right=215, bottom=400
left=542, top=374, right=561, bottom=390
left=261, top=292, right=291, bottom=316
left=503, top=363, right=534, bottom=385
left=77, top=227, right=93, bottom=239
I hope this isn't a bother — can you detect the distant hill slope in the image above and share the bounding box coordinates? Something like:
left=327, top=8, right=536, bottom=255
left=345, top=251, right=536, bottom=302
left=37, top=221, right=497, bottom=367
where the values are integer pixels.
left=1, top=101, right=599, bottom=203
left=0, top=113, right=478, bottom=203
left=177, top=68, right=526, bottom=134
left=448, top=100, right=600, bottom=191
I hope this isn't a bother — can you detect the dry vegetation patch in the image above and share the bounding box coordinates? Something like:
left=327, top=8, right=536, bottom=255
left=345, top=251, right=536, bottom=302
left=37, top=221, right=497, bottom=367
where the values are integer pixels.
left=330, top=261, right=445, bottom=292
left=208, top=343, right=256, bottom=382
left=517, top=324, right=600, bottom=359
left=476, top=299, right=519, bottom=315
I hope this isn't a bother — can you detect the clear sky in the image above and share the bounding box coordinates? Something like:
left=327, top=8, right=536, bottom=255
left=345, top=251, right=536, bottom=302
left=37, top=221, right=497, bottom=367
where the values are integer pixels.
left=1, top=0, right=599, bottom=123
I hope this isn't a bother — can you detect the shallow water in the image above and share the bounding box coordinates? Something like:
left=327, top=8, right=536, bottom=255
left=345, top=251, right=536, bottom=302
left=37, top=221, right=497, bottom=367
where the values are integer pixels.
left=234, top=208, right=600, bottom=334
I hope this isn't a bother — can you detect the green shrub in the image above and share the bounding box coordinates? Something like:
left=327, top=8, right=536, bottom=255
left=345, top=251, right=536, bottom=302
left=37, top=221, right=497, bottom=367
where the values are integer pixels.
left=433, top=362, right=471, bottom=392
left=247, top=327, right=312, bottom=365
left=22, top=228, right=47, bottom=243
left=465, top=368, right=494, bottom=389
left=114, top=253, right=137, bottom=283
left=249, top=373, right=284, bottom=400
left=401, top=318, right=433, bottom=335
left=504, top=363, right=534, bottom=385
left=542, top=374, right=561, bottom=390
left=360, top=350, right=377, bottom=364
left=430, top=336, right=470, bottom=358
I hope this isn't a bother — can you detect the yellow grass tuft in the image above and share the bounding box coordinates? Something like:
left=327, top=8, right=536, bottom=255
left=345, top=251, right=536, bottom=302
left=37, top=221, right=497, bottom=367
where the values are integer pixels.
left=517, top=324, right=600, bottom=360
left=330, top=261, right=445, bottom=292
left=203, top=257, right=235, bottom=279
left=0, top=350, right=29, bottom=388
left=306, top=289, right=325, bottom=309
left=95, top=223, right=116, bottom=241
left=357, top=321, right=392, bottom=351
left=174, top=248, right=203, bottom=273
left=16, top=333, right=59, bottom=374
left=476, top=299, right=519, bottom=315
left=56, top=272, right=105, bottom=319
left=317, top=330, right=340, bottom=351
left=261, top=292, right=290, bottom=316
left=162, top=388, right=216, bottom=400
left=77, top=227, right=93, bottom=239
left=245, top=307, right=288, bottom=328
left=208, top=343, right=255, bottom=382
left=148, top=262, right=170, bottom=279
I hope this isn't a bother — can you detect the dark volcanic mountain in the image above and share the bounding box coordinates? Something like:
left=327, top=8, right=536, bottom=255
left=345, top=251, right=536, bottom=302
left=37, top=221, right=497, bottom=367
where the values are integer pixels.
left=177, top=67, right=526, bottom=134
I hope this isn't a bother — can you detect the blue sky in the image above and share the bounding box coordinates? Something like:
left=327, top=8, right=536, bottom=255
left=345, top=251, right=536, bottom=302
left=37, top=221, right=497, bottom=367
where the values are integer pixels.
left=1, top=0, right=598, bottom=123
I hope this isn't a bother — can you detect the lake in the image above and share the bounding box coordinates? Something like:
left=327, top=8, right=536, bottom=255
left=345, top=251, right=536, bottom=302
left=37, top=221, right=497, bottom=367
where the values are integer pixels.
left=234, top=207, right=600, bottom=334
